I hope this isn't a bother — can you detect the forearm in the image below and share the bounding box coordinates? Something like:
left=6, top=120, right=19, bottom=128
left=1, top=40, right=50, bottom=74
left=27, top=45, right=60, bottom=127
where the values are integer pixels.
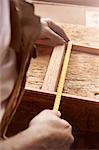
left=0, top=127, right=42, bottom=150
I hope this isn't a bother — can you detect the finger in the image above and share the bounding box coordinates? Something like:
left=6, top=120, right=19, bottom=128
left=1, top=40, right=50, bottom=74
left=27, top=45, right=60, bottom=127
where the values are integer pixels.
left=60, top=119, right=70, bottom=127
left=64, top=129, right=74, bottom=145
left=42, top=109, right=61, bottom=118
left=36, top=27, right=66, bottom=46
left=47, top=19, right=70, bottom=42
left=36, top=38, right=62, bottom=47
left=47, top=27, right=66, bottom=45
left=35, top=38, right=55, bottom=47
left=52, top=110, right=61, bottom=117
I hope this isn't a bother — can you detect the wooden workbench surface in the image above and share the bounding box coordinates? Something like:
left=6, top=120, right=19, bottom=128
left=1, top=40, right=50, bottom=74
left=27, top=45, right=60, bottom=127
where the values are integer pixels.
left=64, top=50, right=99, bottom=99
left=25, top=24, right=99, bottom=100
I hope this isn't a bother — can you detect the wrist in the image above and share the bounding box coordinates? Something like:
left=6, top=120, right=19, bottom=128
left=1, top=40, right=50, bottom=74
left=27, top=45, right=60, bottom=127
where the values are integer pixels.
left=0, top=127, right=43, bottom=150
left=0, top=139, right=13, bottom=150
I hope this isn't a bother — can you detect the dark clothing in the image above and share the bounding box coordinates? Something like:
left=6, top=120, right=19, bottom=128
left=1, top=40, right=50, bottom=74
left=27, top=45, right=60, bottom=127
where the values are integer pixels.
left=0, top=0, right=41, bottom=138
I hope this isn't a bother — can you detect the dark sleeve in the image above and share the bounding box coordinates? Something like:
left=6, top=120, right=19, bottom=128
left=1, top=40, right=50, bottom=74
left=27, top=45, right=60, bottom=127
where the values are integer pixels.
left=0, top=1, right=41, bottom=137
left=10, top=0, right=41, bottom=69
left=10, top=0, right=41, bottom=50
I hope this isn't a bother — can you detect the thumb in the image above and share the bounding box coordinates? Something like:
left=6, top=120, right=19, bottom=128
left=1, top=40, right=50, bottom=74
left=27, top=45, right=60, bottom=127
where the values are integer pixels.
left=47, top=27, right=66, bottom=45
left=52, top=110, right=61, bottom=117
left=47, top=19, right=69, bottom=42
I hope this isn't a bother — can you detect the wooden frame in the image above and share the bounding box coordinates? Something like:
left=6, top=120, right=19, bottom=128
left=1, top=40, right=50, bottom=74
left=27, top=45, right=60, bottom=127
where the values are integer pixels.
left=23, top=41, right=99, bottom=133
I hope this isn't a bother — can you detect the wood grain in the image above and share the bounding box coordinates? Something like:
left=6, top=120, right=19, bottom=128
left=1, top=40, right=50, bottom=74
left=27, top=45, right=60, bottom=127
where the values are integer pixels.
left=26, top=45, right=52, bottom=90
left=64, top=50, right=99, bottom=99
left=72, top=44, right=99, bottom=55
left=42, top=44, right=65, bottom=91
left=25, top=24, right=99, bottom=99
left=60, top=23, right=99, bottom=50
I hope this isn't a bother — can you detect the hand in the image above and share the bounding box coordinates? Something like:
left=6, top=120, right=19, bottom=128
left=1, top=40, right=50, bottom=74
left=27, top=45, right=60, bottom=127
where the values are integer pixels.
left=0, top=110, right=74, bottom=150
left=29, top=109, right=74, bottom=150
left=36, top=18, right=69, bottom=46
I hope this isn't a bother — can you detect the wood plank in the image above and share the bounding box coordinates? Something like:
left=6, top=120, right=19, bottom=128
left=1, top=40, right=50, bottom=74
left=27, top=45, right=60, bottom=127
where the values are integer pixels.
left=42, top=44, right=65, bottom=91
left=73, top=44, right=99, bottom=55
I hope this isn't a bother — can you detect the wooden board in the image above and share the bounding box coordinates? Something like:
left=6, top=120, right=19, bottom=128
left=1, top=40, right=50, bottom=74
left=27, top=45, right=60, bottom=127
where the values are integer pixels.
left=42, top=44, right=65, bottom=91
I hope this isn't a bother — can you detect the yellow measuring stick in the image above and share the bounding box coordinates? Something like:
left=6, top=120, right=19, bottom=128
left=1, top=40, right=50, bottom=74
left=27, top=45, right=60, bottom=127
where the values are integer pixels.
left=53, top=41, right=73, bottom=111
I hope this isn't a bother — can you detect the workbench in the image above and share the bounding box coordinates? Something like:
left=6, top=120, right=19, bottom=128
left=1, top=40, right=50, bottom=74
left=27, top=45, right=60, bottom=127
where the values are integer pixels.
left=7, top=23, right=99, bottom=149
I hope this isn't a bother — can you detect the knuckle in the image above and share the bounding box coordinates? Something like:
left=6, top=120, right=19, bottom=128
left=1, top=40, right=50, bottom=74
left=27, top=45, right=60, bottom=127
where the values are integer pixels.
left=69, top=135, right=74, bottom=144
left=29, top=119, right=34, bottom=127
left=63, top=120, right=71, bottom=128
left=71, top=135, right=74, bottom=143
left=60, top=120, right=70, bottom=128
left=47, top=19, right=53, bottom=26
left=42, top=17, right=52, bottom=24
left=66, top=134, right=74, bottom=145
left=46, top=18, right=52, bottom=22
left=65, top=122, right=72, bottom=131
left=69, top=124, right=72, bottom=131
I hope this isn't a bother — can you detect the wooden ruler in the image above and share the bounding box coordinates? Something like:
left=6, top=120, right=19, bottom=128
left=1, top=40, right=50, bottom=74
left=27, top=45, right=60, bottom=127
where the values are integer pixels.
left=53, top=41, right=73, bottom=111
